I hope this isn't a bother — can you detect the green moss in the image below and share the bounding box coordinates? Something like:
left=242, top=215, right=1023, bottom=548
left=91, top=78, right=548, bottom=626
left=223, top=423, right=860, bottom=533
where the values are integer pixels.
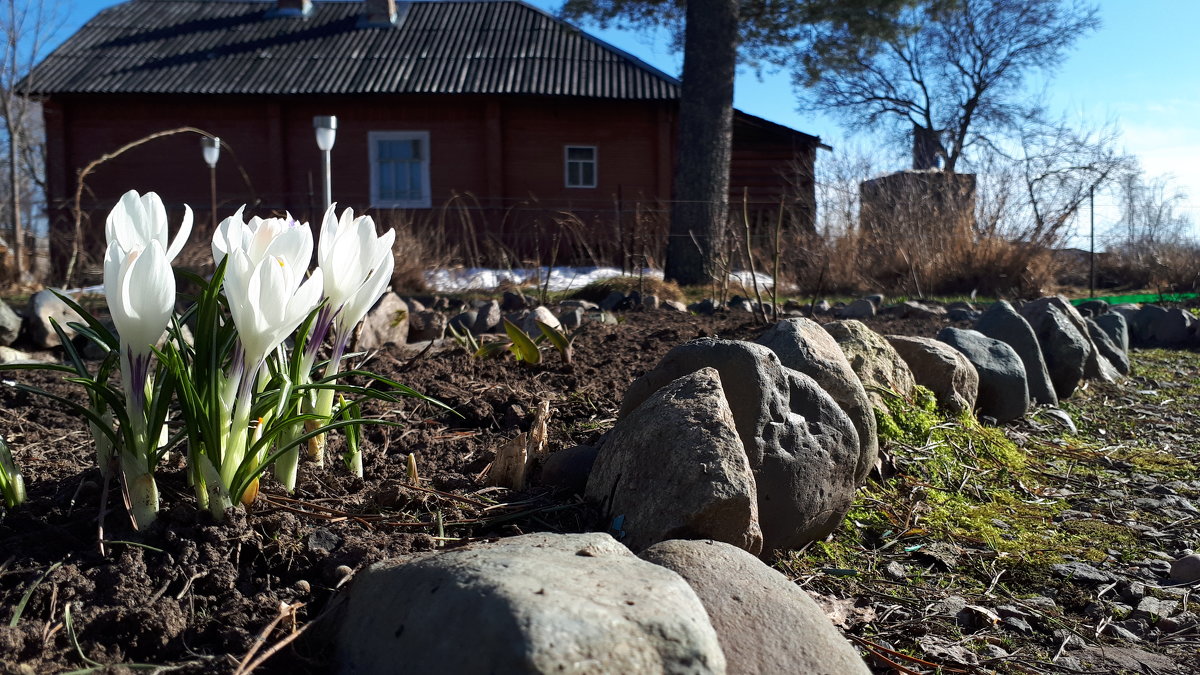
left=875, top=385, right=940, bottom=445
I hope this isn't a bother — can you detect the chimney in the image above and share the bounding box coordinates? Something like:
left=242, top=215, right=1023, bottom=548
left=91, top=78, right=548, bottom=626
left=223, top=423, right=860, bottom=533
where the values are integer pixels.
left=363, top=0, right=398, bottom=26
left=273, top=0, right=312, bottom=17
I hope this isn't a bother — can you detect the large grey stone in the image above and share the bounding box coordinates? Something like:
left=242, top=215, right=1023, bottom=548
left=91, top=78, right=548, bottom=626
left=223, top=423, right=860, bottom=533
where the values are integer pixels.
left=1020, top=302, right=1091, bottom=398
left=1142, top=306, right=1194, bottom=347
left=23, top=289, right=83, bottom=349
left=641, top=539, right=871, bottom=675
left=355, top=292, right=409, bottom=350
left=822, top=320, right=917, bottom=410
left=886, top=335, right=979, bottom=416
left=586, top=368, right=763, bottom=554
left=1123, top=304, right=1159, bottom=347
left=837, top=298, right=876, bottom=319
left=407, top=309, right=447, bottom=342
left=1095, top=312, right=1130, bottom=354
left=1076, top=299, right=1110, bottom=317
left=937, top=328, right=1029, bottom=423
left=892, top=300, right=947, bottom=320
left=1023, top=296, right=1115, bottom=383
left=513, top=306, right=562, bottom=336
left=975, top=300, right=1058, bottom=406
left=756, top=318, right=878, bottom=483
left=472, top=299, right=502, bottom=334
left=1086, top=318, right=1130, bottom=376
left=0, top=298, right=20, bottom=346
left=336, top=532, right=726, bottom=674
left=619, top=339, right=860, bottom=551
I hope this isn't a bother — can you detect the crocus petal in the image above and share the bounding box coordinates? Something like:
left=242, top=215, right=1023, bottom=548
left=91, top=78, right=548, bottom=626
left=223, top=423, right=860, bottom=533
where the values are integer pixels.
left=165, top=205, right=193, bottom=262
left=109, top=242, right=175, bottom=357
left=212, top=205, right=248, bottom=265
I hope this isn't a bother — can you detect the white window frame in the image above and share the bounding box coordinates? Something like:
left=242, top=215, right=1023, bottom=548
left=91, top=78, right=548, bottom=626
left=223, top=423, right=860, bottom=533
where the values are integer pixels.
left=369, top=130, right=432, bottom=209
left=564, top=145, right=597, bottom=189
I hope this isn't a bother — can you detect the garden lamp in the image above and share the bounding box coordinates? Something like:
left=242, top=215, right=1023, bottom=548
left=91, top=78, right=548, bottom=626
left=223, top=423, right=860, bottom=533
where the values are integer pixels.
left=314, top=116, right=337, bottom=211
left=201, top=135, right=220, bottom=230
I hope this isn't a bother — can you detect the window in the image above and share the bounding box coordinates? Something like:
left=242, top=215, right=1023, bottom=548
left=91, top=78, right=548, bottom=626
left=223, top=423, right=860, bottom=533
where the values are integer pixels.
left=369, top=131, right=431, bottom=208
left=564, top=145, right=597, bottom=188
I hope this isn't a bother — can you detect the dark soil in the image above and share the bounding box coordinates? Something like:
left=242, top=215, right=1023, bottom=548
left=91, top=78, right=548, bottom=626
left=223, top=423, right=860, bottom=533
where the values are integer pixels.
left=0, top=306, right=1193, bottom=674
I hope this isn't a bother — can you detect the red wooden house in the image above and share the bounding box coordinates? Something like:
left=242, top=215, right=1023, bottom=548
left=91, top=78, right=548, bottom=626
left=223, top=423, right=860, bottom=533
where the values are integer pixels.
left=28, top=0, right=824, bottom=276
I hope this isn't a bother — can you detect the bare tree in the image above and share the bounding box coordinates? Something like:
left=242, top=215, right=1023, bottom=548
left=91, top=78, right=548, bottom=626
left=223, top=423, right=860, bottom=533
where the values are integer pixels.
left=560, top=0, right=910, bottom=285
left=798, top=0, right=1100, bottom=173
left=996, top=110, right=1131, bottom=247
left=1114, top=169, right=1193, bottom=254
left=1, top=0, right=60, bottom=282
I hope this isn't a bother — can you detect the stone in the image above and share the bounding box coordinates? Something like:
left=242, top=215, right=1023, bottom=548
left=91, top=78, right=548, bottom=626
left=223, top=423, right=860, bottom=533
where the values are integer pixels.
left=812, top=299, right=831, bottom=315
left=886, top=335, right=979, bottom=416
left=0, top=346, right=49, bottom=365
left=558, top=307, right=584, bottom=331
left=1169, top=553, right=1200, bottom=584
left=863, top=293, right=884, bottom=307
left=936, top=328, right=1029, bottom=423
left=406, top=309, right=446, bottom=342
left=727, top=297, right=754, bottom=313
left=1051, top=561, right=1115, bottom=585
left=24, top=289, right=83, bottom=349
left=0, top=298, right=20, bottom=346
left=1148, top=307, right=1194, bottom=347
left=756, top=318, right=878, bottom=483
left=1020, top=302, right=1091, bottom=399
left=1086, top=318, right=1130, bottom=376
left=947, top=308, right=979, bottom=322
left=642, top=294, right=661, bottom=310
left=619, top=339, right=860, bottom=551
left=586, top=368, right=763, bottom=554
left=1076, top=299, right=1110, bottom=317
left=837, top=298, right=875, bottom=319
left=559, top=299, right=599, bottom=311
left=1023, top=296, right=1116, bottom=384
left=688, top=298, right=717, bottom=315
left=499, top=291, right=526, bottom=311
left=975, top=300, right=1058, bottom=406
left=355, top=292, right=409, bottom=350
left=599, top=291, right=626, bottom=311
left=1095, top=312, right=1130, bottom=354
left=471, top=300, right=502, bottom=334
left=895, top=300, right=947, bottom=319
left=514, top=306, right=562, bottom=336
left=336, top=532, right=726, bottom=674
left=447, top=310, right=477, bottom=336
left=537, top=444, right=598, bottom=494
left=662, top=299, right=688, bottom=313
left=822, top=320, right=917, bottom=410
left=641, top=539, right=871, bottom=675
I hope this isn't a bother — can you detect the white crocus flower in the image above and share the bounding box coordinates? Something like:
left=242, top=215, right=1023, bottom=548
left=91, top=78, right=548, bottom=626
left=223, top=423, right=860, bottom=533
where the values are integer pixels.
left=213, top=208, right=313, bottom=271
left=103, top=239, right=176, bottom=365
left=106, top=189, right=192, bottom=262
left=318, top=204, right=396, bottom=337
left=303, top=204, right=395, bottom=474
left=100, top=192, right=191, bottom=531
left=224, top=246, right=323, bottom=373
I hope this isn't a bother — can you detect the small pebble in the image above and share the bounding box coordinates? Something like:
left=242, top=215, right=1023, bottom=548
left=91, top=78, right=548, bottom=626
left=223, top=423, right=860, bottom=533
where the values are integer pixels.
left=294, top=579, right=311, bottom=594
left=334, top=564, right=354, bottom=581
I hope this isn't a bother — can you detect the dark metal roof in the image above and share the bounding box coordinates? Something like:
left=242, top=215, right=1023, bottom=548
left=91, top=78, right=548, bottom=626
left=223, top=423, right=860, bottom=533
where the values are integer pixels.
left=27, top=0, right=682, bottom=98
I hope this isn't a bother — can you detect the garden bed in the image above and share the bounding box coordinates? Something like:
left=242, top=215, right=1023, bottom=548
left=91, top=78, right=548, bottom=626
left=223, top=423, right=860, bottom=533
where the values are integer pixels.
left=1, top=306, right=1197, bottom=674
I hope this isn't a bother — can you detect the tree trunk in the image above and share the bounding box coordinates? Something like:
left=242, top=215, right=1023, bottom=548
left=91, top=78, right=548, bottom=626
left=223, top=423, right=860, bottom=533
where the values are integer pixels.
left=7, top=120, right=22, bottom=280
left=663, top=0, right=738, bottom=287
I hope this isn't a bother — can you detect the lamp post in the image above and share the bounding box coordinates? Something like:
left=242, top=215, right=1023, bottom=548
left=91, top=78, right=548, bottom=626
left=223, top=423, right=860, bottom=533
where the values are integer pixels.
left=201, top=136, right=220, bottom=230
left=313, top=116, right=337, bottom=212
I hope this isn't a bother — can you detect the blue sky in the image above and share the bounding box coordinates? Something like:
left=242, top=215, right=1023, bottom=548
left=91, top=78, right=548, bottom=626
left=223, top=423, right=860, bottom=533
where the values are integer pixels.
left=39, top=0, right=1200, bottom=241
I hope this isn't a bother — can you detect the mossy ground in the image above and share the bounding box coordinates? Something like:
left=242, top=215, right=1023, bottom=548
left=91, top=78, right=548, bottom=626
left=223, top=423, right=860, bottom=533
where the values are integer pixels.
left=777, top=349, right=1200, bottom=672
